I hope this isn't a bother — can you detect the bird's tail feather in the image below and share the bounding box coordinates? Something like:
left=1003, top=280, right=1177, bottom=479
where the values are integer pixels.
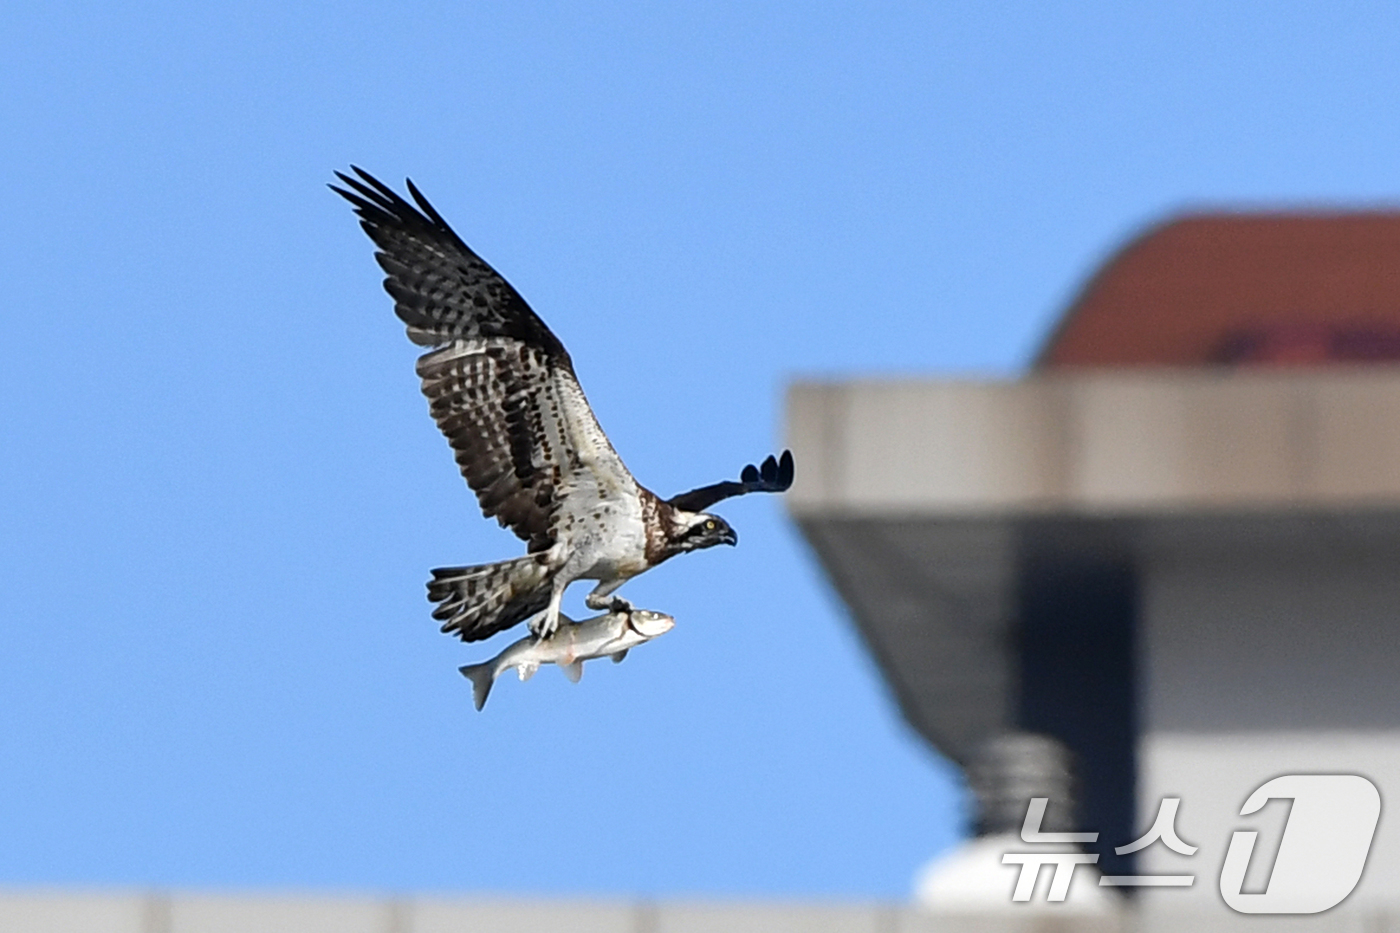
left=428, top=556, right=553, bottom=642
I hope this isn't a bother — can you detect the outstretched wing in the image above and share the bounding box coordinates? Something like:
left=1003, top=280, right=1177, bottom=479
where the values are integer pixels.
left=332, top=168, right=635, bottom=550
left=667, top=450, right=794, bottom=513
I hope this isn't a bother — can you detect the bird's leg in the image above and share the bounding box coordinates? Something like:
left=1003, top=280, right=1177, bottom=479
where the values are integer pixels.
left=585, top=579, right=631, bottom=616
left=531, top=583, right=566, bottom=640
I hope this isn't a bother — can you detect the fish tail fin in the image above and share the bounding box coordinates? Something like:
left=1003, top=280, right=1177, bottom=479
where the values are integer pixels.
left=560, top=660, right=584, bottom=683
left=458, top=662, right=494, bottom=711
left=428, top=556, right=554, bottom=642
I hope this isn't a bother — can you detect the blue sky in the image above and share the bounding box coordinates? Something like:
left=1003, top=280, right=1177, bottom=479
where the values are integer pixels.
left=3, top=0, right=1399, bottom=900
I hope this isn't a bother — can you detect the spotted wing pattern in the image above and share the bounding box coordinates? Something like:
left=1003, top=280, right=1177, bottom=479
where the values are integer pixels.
left=417, top=338, right=630, bottom=551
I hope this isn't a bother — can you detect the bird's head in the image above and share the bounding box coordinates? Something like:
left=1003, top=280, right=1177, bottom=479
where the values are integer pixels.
left=675, top=512, right=738, bottom=551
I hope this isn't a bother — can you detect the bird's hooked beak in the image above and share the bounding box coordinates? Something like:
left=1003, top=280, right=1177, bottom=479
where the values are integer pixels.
left=704, top=516, right=737, bottom=547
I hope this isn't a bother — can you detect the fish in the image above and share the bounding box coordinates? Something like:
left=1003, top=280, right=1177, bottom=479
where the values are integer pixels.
left=459, top=608, right=676, bottom=710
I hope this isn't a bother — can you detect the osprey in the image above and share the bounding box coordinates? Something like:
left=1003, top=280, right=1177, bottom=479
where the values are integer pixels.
left=332, top=168, right=794, bottom=642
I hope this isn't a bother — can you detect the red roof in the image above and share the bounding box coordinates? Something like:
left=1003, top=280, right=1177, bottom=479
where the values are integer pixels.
left=1035, top=212, right=1400, bottom=369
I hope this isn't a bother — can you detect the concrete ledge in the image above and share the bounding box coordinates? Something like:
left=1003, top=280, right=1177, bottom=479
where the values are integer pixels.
left=0, top=891, right=899, bottom=933
left=5, top=888, right=1397, bottom=933
left=788, top=369, right=1400, bottom=516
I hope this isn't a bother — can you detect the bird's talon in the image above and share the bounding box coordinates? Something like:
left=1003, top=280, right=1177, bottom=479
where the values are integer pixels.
left=530, top=615, right=558, bottom=641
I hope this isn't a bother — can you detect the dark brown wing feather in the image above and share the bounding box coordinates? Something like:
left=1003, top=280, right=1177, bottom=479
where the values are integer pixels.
left=330, top=166, right=569, bottom=360
left=667, top=450, right=794, bottom=513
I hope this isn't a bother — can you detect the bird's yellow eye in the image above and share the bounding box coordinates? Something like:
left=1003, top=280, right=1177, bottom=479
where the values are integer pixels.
left=705, top=520, right=716, bottom=531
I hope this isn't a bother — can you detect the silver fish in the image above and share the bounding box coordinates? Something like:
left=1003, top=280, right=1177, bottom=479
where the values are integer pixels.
left=459, top=608, right=676, bottom=710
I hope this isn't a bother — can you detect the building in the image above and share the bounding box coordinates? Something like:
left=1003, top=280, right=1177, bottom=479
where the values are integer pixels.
left=787, top=212, right=1400, bottom=922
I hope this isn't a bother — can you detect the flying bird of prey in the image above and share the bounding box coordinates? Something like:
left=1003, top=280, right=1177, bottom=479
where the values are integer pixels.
left=332, top=168, right=794, bottom=643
